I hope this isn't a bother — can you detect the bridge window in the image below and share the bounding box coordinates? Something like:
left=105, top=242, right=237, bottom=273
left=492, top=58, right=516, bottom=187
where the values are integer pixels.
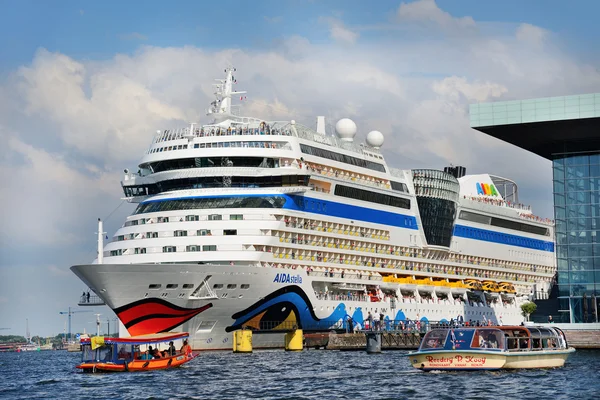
left=300, top=144, right=386, bottom=172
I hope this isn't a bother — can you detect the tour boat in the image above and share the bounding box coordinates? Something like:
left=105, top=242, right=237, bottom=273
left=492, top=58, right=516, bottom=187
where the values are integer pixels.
left=76, top=332, right=195, bottom=372
left=408, top=325, right=575, bottom=371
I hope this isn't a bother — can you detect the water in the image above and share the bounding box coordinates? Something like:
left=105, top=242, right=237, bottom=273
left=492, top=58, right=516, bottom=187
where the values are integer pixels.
left=1, top=349, right=599, bottom=399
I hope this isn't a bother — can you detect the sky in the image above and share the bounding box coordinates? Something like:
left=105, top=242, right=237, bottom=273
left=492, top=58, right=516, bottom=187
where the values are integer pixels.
left=1, top=0, right=600, bottom=337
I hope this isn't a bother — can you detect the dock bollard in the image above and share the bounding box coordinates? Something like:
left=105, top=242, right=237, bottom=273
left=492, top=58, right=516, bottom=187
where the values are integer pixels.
left=285, top=329, right=303, bottom=351
left=365, top=331, right=382, bottom=354
left=233, top=329, right=253, bottom=353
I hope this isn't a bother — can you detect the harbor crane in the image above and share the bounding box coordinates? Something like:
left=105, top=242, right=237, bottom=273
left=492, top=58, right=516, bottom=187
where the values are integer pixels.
left=59, top=307, right=93, bottom=342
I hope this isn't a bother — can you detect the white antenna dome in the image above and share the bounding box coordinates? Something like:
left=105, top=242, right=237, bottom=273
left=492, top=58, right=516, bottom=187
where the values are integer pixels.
left=335, top=118, right=357, bottom=142
left=366, top=130, right=384, bottom=148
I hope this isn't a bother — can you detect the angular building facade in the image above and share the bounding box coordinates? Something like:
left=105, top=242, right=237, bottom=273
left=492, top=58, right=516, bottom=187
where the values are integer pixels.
left=470, top=93, right=600, bottom=323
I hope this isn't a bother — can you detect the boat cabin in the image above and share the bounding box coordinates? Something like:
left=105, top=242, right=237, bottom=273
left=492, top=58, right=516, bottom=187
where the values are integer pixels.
left=418, top=326, right=569, bottom=353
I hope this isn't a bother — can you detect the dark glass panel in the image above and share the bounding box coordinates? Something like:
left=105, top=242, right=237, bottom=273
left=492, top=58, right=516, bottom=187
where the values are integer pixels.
left=416, top=197, right=456, bottom=247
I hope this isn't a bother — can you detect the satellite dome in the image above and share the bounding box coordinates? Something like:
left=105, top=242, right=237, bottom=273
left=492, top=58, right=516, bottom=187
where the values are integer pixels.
left=335, top=118, right=357, bottom=142
left=366, top=130, right=384, bottom=148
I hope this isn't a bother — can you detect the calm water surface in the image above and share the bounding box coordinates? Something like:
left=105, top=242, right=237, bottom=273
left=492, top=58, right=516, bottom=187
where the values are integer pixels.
left=1, top=349, right=599, bottom=399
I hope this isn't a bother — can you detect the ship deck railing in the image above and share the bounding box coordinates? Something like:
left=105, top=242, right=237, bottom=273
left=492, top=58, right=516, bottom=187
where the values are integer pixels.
left=78, top=294, right=106, bottom=306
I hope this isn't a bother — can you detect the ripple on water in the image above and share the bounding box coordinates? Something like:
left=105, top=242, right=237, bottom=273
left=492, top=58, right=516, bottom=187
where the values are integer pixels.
left=0, top=349, right=599, bottom=400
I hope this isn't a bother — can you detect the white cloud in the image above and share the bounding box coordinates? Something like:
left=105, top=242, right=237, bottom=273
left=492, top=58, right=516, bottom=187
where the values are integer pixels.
left=397, top=0, right=476, bottom=32
left=321, top=17, right=359, bottom=44
left=432, top=76, right=507, bottom=103
left=516, top=23, right=548, bottom=46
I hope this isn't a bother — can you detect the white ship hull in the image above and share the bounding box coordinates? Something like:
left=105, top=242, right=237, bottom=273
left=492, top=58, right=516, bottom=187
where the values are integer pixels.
left=72, top=263, right=523, bottom=350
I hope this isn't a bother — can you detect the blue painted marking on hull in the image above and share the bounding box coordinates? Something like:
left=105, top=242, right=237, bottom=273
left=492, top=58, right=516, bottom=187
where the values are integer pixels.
left=453, top=224, right=554, bottom=252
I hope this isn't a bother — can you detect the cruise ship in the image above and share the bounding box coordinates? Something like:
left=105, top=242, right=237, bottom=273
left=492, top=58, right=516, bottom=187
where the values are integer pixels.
left=71, top=68, right=556, bottom=350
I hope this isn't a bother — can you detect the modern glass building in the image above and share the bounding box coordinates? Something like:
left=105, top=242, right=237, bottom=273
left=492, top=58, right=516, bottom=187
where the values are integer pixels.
left=470, top=93, right=600, bottom=323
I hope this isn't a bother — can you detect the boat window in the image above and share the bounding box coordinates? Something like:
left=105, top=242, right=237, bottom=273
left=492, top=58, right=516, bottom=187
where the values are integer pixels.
left=212, top=284, right=223, bottom=289
left=166, top=284, right=178, bottom=289
left=334, top=184, right=410, bottom=210
left=300, top=144, right=386, bottom=173
left=227, top=284, right=237, bottom=289
left=420, top=330, right=448, bottom=349
left=224, top=229, right=237, bottom=236
left=472, top=329, right=504, bottom=349
left=196, top=321, right=217, bottom=332
left=149, top=284, right=162, bottom=290
left=134, top=196, right=287, bottom=214
left=241, top=284, right=250, bottom=289
left=183, top=284, right=194, bottom=289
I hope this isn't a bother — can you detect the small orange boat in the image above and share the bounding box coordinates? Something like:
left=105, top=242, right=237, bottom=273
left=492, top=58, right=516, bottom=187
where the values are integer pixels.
left=76, top=332, right=196, bottom=373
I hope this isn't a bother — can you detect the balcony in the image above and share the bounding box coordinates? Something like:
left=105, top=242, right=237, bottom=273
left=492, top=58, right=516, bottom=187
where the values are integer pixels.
left=78, top=293, right=106, bottom=306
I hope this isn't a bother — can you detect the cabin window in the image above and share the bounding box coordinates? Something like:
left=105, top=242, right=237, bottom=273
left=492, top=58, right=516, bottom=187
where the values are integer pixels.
left=196, top=321, right=217, bottom=332
left=174, top=230, right=188, bottom=237
left=185, top=215, right=199, bottom=221
left=149, top=284, right=162, bottom=290
left=208, top=214, right=222, bottom=221
left=186, top=245, right=201, bottom=252
left=203, top=245, right=217, bottom=251
left=213, top=284, right=223, bottom=289
left=224, top=230, right=237, bottom=236
left=183, top=284, right=194, bottom=289
left=227, top=284, right=237, bottom=289
left=230, top=214, right=243, bottom=220
left=240, top=284, right=250, bottom=289
left=166, top=284, right=178, bottom=289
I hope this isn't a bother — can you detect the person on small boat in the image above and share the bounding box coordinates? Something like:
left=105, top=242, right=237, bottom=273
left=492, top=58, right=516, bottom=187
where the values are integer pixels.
left=151, top=347, right=162, bottom=359
left=180, top=340, right=192, bottom=358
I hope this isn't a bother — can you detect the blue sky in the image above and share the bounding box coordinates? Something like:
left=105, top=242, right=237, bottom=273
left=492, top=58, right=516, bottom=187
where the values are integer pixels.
left=1, top=0, right=600, bottom=337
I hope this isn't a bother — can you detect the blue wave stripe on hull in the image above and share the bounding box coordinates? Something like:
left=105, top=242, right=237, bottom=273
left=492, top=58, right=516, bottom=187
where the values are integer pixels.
left=285, top=195, right=418, bottom=230
left=453, top=224, right=554, bottom=252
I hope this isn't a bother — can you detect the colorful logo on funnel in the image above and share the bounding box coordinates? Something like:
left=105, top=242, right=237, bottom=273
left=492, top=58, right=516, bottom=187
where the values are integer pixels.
left=476, top=182, right=498, bottom=196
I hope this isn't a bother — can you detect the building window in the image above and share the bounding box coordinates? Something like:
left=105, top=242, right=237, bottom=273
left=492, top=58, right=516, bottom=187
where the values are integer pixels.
left=230, top=214, right=243, bottom=220
left=203, top=245, right=217, bottom=251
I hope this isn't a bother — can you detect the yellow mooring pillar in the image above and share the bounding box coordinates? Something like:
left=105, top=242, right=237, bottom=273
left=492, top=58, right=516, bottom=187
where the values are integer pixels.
left=233, top=329, right=253, bottom=353
left=285, top=329, right=303, bottom=351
